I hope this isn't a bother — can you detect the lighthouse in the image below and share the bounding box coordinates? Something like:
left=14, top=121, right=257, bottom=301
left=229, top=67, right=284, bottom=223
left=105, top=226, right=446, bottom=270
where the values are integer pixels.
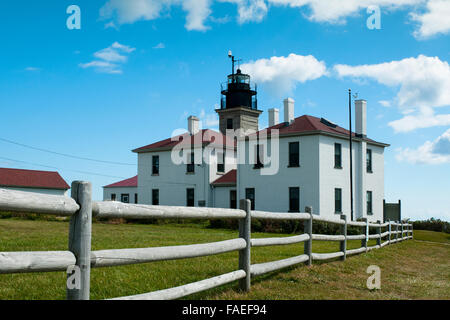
left=216, top=52, right=263, bottom=135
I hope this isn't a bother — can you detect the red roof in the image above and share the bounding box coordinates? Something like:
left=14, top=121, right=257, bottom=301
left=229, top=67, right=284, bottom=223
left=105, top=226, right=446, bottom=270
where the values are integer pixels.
left=256, top=115, right=388, bottom=146
left=0, top=168, right=70, bottom=190
left=132, top=129, right=236, bottom=153
left=211, top=169, right=236, bottom=186
left=103, top=175, right=138, bottom=188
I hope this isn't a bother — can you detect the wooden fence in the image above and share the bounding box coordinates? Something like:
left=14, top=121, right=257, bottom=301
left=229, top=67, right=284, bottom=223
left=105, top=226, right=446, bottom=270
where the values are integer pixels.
left=0, top=181, right=413, bottom=300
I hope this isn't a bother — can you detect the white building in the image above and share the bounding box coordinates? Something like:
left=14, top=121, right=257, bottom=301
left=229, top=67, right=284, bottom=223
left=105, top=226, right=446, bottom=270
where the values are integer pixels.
left=0, top=167, right=70, bottom=196
left=103, top=68, right=389, bottom=222
left=103, top=176, right=138, bottom=204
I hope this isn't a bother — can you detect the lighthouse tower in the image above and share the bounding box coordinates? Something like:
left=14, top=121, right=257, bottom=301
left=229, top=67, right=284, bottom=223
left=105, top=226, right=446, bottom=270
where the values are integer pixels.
left=216, top=53, right=263, bottom=135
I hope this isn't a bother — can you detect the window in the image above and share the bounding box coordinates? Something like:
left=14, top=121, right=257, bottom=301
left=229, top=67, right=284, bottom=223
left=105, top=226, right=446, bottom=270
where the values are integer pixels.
left=186, top=188, right=195, bottom=207
left=289, top=142, right=300, bottom=167
left=187, top=151, right=195, bottom=173
left=289, top=187, right=300, bottom=212
left=111, top=194, right=116, bottom=201
left=217, top=151, right=225, bottom=173
left=121, top=194, right=129, bottom=203
left=367, top=191, right=373, bottom=215
left=245, top=188, right=255, bottom=210
left=254, top=144, right=264, bottom=169
left=227, top=118, right=233, bottom=130
left=367, top=149, right=373, bottom=173
left=152, top=189, right=159, bottom=205
left=334, top=143, right=342, bottom=168
left=134, top=193, right=138, bottom=204
left=230, top=190, right=237, bottom=209
left=335, top=188, right=342, bottom=213
left=152, top=156, right=159, bottom=175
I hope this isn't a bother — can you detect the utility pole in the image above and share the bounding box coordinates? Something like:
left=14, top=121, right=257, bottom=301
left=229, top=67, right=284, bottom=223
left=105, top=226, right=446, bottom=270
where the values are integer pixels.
left=349, top=89, right=354, bottom=221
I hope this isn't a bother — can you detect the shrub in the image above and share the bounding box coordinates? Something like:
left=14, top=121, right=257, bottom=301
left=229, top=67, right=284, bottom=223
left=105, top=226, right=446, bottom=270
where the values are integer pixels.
left=412, top=218, right=450, bottom=234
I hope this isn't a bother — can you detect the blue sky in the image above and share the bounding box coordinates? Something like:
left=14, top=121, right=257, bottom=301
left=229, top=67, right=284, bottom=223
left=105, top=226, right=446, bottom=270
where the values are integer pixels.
left=0, top=1, right=449, bottom=220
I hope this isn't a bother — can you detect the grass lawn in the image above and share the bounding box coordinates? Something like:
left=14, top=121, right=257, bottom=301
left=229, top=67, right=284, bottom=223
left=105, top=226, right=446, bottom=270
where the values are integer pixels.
left=0, top=218, right=448, bottom=300
left=412, top=229, right=450, bottom=244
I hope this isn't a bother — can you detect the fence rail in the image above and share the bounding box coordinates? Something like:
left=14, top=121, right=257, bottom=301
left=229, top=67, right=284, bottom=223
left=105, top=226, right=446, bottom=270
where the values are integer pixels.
left=0, top=183, right=413, bottom=300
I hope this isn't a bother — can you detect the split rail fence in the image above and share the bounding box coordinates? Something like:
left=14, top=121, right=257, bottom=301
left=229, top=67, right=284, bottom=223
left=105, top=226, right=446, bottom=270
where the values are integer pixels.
left=0, top=181, right=413, bottom=300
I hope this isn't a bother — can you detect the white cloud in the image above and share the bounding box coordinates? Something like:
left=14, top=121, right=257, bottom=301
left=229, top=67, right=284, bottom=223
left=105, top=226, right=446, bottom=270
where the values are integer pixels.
left=153, top=42, right=166, bottom=49
left=396, top=128, right=450, bottom=164
left=100, top=0, right=212, bottom=31
left=411, top=0, right=450, bottom=38
left=199, top=108, right=220, bottom=127
left=79, top=42, right=136, bottom=74
left=25, top=67, right=41, bottom=72
left=182, top=0, right=212, bottom=31
left=335, top=55, right=450, bottom=132
left=379, top=100, right=391, bottom=107
left=241, top=53, right=328, bottom=95
left=220, top=0, right=268, bottom=23
left=268, top=0, right=424, bottom=23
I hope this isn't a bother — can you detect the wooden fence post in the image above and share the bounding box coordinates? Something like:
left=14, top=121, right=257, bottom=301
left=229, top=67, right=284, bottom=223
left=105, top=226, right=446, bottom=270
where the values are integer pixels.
left=395, top=222, right=399, bottom=242
left=388, top=220, right=391, bottom=245
left=361, top=218, right=368, bottom=251
left=376, top=220, right=382, bottom=247
left=400, top=221, right=404, bottom=241
left=239, top=199, right=251, bottom=292
left=67, top=181, right=92, bottom=300
left=340, top=215, right=347, bottom=261
left=411, top=223, right=414, bottom=240
left=304, top=206, right=313, bottom=266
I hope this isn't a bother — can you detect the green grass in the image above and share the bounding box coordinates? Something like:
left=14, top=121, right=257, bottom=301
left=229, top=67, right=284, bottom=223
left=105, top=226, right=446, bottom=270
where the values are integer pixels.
left=412, top=229, right=450, bottom=244
left=0, top=219, right=448, bottom=300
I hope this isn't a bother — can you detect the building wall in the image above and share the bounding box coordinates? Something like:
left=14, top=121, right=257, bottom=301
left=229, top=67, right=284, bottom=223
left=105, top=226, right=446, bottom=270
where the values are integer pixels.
left=213, top=186, right=236, bottom=209
left=2, top=187, right=68, bottom=197
left=137, top=146, right=236, bottom=207
left=103, top=187, right=138, bottom=203
left=238, top=135, right=320, bottom=214
left=318, top=135, right=384, bottom=222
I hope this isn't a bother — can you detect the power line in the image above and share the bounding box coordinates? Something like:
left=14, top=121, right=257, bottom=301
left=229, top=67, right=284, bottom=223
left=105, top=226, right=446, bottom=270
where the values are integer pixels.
left=0, top=137, right=135, bottom=166
left=0, top=156, right=129, bottom=179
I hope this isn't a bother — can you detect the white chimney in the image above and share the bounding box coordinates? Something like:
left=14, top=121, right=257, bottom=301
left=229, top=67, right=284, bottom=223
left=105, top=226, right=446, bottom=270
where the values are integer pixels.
left=188, top=115, right=199, bottom=135
left=284, top=98, right=295, bottom=124
left=355, top=99, right=367, bottom=137
left=268, top=108, right=279, bottom=127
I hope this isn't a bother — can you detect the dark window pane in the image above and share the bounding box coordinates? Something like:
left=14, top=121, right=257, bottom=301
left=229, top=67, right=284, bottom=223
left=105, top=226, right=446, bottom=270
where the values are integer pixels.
left=335, top=188, right=342, bottom=213
left=367, top=191, right=373, bottom=215
left=217, top=151, right=225, bottom=173
left=289, top=187, right=300, bottom=212
left=227, top=118, right=233, bottom=130
left=254, top=145, right=264, bottom=169
left=334, top=144, right=342, bottom=168
left=111, top=194, right=116, bottom=201
left=187, top=152, right=195, bottom=173
left=121, top=194, right=129, bottom=203
left=152, top=156, right=159, bottom=175
left=289, top=142, right=300, bottom=167
left=245, top=188, right=255, bottom=210
left=134, top=193, right=138, bottom=204
left=366, top=149, right=372, bottom=172
left=230, top=190, right=237, bottom=209
left=152, top=189, right=159, bottom=205
left=187, top=188, right=195, bottom=207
